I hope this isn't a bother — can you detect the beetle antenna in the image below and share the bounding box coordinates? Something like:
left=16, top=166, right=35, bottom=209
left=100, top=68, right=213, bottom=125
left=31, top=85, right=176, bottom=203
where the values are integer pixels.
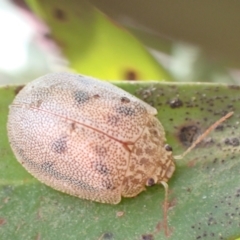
left=174, top=111, right=234, bottom=160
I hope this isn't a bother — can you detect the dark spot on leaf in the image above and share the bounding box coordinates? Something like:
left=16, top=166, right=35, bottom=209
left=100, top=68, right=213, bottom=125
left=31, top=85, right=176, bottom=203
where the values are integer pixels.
left=0, top=218, right=6, bottom=226
left=43, top=32, right=52, bottom=40
left=54, top=8, right=66, bottom=21
left=228, top=85, right=240, bottom=90
left=11, top=0, right=30, bottom=10
left=74, top=90, right=89, bottom=105
left=215, top=125, right=224, bottom=131
left=52, top=137, right=67, bottom=154
left=224, top=137, right=240, bottom=147
left=14, top=85, right=24, bottom=95
left=141, top=234, right=154, bottom=240
left=120, top=96, right=130, bottom=103
left=169, top=98, right=183, bottom=108
left=102, top=232, right=114, bottom=240
left=116, top=106, right=135, bottom=116
left=124, top=69, right=138, bottom=80
left=178, top=125, right=200, bottom=147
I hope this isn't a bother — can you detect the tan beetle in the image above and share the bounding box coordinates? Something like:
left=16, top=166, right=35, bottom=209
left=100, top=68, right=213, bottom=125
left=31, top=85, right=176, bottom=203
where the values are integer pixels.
left=8, top=72, right=176, bottom=203
left=7, top=73, right=233, bottom=236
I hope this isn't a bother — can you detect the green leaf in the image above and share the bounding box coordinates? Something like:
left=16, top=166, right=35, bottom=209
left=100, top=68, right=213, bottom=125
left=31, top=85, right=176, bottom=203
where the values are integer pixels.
left=1, top=82, right=240, bottom=240
left=25, top=0, right=170, bottom=81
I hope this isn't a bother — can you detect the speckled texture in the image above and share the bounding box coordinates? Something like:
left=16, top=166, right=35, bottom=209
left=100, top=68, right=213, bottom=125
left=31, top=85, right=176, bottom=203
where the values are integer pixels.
left=7, top=73, right=175, bottom=204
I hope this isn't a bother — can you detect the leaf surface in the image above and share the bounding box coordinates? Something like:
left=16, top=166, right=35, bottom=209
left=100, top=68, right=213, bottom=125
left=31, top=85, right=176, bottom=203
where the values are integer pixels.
left=0, top=82, right=240, bottom=240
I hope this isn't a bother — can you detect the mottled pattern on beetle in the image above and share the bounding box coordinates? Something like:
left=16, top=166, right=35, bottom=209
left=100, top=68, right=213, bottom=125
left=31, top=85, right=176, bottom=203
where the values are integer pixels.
left=8, top=73, right=175, bottom=204
left=8, top=104, right=129, bottom=203
left=122, top=117, right=175, bottom=197
left=11, top=73, right=156, bottom=143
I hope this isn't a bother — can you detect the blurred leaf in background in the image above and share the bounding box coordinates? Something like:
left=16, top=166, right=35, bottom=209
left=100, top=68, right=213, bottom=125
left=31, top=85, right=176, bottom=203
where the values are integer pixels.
left=25, top=0, right=170, bottom=81
left=1, top=0, right=239, bottom=84
left=88, top=0, right=240, bottom=84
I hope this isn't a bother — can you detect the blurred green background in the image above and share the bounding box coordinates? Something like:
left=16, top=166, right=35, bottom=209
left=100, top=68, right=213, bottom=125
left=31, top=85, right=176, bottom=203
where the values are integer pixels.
left=1, top=0, right=240, bottom=84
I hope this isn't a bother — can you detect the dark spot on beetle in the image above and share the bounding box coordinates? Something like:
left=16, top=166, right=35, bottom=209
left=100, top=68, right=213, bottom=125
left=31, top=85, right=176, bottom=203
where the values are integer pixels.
left=52, top=137, right=67, bottom=154
left=146, top=178, right=155, bottom=186
left=14, top=85, right=24, bottom=95
left=74, top=90, right=89, bottom=105
left=101, top=232, right=114, bottom=240
left=30, top=99, right=43, bottom=108
left=107, top=115, right=120, bottom=126
left=19, top=155, right=97, bottom=191
left=95, top=162, right=109, bottom=175
left=94, top=146, right=107, bottom=159
left=140, top=157, right=149, bottom=165
left=93, top=94, right=100, bottom=99
left=169, top=98, right=183, bottom=108
left=14, top=147, right=24, bottom=158
left=165, top=144, right=173, bottom=151
left=102, top=179, right=114, bottom=190
left=141, top=234, right=154, bottom=240
left=178, top=125, right=200, bottom=147
left=41, top=161, right=54, bottom=172
left=136, top=148, right=143, bottom=156
left=120, top=96, right=130, bottom=104
left=224, top=137, right=239, bottom=147
left=124, top=69, right=138, bottom=80
left=116, top=106, right=135, bottom=116
left=151, top=129, right=158, bottom=137
left=54, top=8, right=66, bottom=21
left=145, top=147, right=155, bottom=155
left=70, top=122, right=77, bottom=133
